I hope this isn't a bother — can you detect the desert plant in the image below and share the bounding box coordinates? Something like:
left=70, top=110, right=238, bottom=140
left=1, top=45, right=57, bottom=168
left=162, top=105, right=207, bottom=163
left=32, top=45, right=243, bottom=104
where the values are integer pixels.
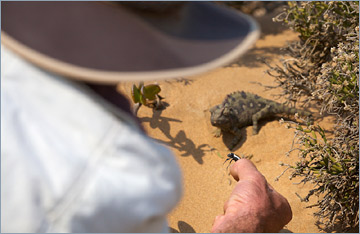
left=267, top=1, right=359, bottom=231
left=131, top=81, right=164, bottom=115
left=279, top=118, right=358, bottom=231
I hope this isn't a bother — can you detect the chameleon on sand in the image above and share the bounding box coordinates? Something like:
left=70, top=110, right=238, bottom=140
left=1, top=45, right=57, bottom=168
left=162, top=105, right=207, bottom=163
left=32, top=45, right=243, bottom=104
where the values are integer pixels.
left=210, top=91, right=312, bottom=150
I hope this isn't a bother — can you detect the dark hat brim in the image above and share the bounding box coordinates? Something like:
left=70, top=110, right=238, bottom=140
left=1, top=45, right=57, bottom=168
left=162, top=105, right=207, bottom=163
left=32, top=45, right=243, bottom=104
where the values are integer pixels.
left=1, top=2, right=259, bottom=83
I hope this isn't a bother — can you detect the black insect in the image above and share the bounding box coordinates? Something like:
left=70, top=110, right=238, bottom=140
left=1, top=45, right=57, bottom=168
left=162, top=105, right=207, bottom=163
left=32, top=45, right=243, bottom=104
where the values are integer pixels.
left=224, top=153, right=241, bottom=169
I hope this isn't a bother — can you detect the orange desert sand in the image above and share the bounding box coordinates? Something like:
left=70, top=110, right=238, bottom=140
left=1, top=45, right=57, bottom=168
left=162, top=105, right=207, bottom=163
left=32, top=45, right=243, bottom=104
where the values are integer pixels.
left=118, top=16, right=335, bottom=233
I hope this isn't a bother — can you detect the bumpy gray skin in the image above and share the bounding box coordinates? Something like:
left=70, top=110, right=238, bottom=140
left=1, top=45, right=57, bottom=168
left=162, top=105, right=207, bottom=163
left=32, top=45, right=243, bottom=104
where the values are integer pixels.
left=210, top=91, right=312, bottom=150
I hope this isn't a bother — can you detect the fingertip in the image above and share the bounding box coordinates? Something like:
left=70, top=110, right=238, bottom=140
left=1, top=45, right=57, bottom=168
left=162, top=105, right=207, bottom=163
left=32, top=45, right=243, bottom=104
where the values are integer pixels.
left=230, top=159, right=259, bottom=180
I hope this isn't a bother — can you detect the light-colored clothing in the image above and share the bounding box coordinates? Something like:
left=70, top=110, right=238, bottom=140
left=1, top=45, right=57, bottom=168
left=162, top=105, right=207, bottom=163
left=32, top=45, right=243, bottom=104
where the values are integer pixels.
left=1, top=46, right=182, bottom=233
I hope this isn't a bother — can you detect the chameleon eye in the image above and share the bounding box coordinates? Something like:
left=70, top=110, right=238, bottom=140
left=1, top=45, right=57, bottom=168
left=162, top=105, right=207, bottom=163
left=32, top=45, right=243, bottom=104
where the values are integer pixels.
left=222, top=107, right=234, bottom=116
left=227, top=107, right=235, bottom=115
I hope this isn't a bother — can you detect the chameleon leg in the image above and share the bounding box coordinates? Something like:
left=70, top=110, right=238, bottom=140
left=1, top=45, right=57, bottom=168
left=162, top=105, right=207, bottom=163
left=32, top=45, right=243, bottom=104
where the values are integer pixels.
left=229, top=127, right=242, bottom=150
left=252, top=105, right=271, bottom=135
left=213, top=128, right=222, bottom=138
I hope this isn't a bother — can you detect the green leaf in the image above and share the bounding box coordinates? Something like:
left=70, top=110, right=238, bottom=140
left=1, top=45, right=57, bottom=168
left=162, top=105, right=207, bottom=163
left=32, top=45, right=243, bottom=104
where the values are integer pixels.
left=131, top=84, right=142, bottom=103
left=141, top=84, right=161, bottom=100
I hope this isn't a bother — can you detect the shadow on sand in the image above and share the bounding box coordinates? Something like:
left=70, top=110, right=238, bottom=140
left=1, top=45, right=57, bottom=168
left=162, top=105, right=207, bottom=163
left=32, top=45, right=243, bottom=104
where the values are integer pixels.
left=139, top=108, right=213, bottom=164
left=169, top=221, right=196, bottom=233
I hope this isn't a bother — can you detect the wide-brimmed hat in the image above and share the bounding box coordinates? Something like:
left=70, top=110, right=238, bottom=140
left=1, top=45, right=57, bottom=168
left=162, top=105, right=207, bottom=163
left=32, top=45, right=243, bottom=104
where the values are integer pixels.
left=1, top=1, right=259, bottom=84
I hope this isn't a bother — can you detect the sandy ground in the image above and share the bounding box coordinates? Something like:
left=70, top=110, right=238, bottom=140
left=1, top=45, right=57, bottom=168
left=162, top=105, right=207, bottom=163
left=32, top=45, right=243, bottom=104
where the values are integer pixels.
left=118, top=14, right=335, bottom=233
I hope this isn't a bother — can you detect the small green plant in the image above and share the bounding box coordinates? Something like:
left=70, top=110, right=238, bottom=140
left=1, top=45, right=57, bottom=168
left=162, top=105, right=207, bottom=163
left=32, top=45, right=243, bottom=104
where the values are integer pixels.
left=266, top=1, right=359, bottom=231
left=131, top=81, right=164, bottom=115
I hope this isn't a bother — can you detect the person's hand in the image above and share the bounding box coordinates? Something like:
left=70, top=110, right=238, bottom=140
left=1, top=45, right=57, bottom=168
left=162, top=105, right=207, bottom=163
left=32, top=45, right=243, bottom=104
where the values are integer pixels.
left=211, top=159, right=292, bottom=233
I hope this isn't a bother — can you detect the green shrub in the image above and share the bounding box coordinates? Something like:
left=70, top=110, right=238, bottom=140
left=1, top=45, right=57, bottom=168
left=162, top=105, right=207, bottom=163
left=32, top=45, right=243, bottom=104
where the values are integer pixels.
left=267, top=1, right=359, bottom=231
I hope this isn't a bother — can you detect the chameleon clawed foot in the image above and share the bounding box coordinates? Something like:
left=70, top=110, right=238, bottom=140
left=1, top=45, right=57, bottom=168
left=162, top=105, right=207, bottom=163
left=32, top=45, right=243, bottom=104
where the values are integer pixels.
left=213, top=128, right=222, bottom=138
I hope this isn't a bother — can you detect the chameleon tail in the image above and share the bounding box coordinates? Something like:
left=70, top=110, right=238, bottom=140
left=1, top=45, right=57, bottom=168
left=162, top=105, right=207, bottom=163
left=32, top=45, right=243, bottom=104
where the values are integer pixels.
left=280, top=105, right=313, bottom=123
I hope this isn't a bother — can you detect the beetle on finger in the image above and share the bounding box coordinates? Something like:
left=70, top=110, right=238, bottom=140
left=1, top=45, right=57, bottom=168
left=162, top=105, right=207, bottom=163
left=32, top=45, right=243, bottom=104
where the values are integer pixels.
left=224, top=152, right=241, bottom=169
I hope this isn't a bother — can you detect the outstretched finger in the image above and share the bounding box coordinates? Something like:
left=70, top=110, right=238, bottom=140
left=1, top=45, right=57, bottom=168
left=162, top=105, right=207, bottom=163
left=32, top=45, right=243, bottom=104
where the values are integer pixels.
left=229, top=159, right=261, bottom=181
